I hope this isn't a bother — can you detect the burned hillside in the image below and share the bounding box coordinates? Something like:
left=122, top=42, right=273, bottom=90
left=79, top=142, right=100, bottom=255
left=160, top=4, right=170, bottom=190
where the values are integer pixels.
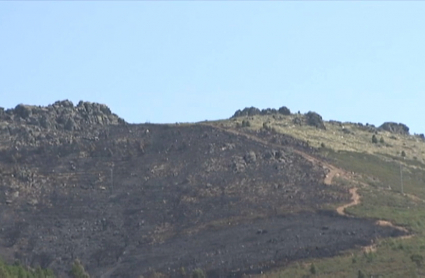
left=0, top=102, right=406, bottom=277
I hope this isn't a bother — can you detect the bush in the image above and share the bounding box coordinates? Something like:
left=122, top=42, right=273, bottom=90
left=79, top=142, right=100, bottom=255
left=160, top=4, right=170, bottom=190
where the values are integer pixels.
left=380, top=137, right=385, bottom=144
left=0, top=259, right=54, bottom=278
left=191, top=268, right=206, bottom=278
left=401, top=150, right=406, bottom=158
left=358, top=270, right=365, bottom=278
left=70, top=259, right=90, bottom=278
left=372, top=135, right=378, bottom=144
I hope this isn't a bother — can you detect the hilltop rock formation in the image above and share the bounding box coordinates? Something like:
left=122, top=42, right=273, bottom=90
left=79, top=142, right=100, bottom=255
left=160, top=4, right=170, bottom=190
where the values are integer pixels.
left=0, top=100, right=125, bottom=131
left=379, top=122, right=409, bottom=135
left=232, top=107, right=261, bottom=117
left=0, top=100, right=125, bottom=149
left=232, top=106, right=291, bottom=118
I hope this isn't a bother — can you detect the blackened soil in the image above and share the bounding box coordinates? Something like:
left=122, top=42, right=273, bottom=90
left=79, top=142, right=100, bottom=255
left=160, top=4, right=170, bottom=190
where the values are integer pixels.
left=0, top=123, right=407, bottom=277
left=106, top=211, right=404, bottom=277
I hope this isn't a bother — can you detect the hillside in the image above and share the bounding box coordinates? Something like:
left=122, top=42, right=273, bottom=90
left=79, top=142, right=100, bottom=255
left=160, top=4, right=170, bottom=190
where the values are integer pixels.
left=0, top=101, right=423, bottom=277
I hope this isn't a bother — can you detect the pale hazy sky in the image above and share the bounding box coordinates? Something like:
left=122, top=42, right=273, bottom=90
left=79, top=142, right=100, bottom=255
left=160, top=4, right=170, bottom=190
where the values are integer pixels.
left=1, top=2, right=424, bottom=133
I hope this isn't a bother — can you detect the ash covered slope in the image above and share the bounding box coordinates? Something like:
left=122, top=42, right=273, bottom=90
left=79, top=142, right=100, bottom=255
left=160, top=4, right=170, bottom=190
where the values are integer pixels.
left=0, top=101, right=404, bottom=277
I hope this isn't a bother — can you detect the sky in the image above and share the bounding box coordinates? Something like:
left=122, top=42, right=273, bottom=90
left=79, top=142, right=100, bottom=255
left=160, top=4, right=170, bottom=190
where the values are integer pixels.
left=1, top=2, right=424, bottom=133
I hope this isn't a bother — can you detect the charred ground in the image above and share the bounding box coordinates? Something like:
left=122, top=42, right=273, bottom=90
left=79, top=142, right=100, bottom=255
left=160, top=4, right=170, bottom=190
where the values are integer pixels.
left=0, top=102, right=407, bottom=277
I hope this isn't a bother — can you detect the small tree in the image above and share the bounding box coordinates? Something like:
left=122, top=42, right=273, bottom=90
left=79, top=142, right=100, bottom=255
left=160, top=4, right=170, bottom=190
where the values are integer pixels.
left=380, top=137, right=385, bottom=144
left=401, top=150, right=406, bottom=158
left=70, top=259, right=90, bottom=278
left=372, top=135, right=378, bottom=144
left=358, top=270, right=365, bottom=278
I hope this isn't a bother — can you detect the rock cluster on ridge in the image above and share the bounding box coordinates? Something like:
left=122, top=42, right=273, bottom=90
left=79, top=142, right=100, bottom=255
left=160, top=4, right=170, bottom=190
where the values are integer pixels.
left=0, top=100, right=126, bottom=149
left=231, top=106, right=291, bottom=118
left=0, top=100, right=125, bottom=131
left=379, top=122, right=409, bottom=135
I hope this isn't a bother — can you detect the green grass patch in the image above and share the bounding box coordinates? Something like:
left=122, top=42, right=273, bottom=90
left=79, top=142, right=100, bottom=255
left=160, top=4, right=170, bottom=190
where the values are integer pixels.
left=263, top=146, right=425, bottom=277
left=0, top=259, right=54, bottom=278
left=320, top=149, right=425, bottom=200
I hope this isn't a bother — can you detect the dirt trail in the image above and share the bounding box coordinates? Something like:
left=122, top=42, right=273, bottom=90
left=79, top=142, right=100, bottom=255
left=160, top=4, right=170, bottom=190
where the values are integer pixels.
left=209, top=125, right=412, bottom=238
left=293, top=149, right=359, bottom=217
left=336, top=188, right=360, bottom=216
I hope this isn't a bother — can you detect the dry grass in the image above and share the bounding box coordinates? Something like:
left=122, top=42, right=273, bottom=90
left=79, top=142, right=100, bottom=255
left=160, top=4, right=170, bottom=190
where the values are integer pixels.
left=220, top=114, right=425, bottom=165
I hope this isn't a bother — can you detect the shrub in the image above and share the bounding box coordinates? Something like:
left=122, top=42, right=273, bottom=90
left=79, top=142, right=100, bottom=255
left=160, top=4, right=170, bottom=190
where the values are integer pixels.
left=70, top=259, right=90, bottom=278
left=0, top=259, right=54, bottom=278
left=191, top=268, right=206, bottom=278
left=380, top=137, right=385, bottom=144
left=401, top=151, right=406, bottom=158
left=358, top=270, right=365, bottom=278
left=372, top=135, right=378, bottom=144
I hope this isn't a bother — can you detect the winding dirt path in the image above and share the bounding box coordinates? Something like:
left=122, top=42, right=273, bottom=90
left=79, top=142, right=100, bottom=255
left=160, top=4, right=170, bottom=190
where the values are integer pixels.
left=336, top=188, right=360, bottom=216
left=296, top=150, right=360, bottom=217
left=208, top=125, right=413, bottom=235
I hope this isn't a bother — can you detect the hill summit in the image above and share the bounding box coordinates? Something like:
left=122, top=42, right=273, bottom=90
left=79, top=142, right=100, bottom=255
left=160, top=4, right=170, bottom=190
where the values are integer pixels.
left=0, top=100, right=125, bottom=131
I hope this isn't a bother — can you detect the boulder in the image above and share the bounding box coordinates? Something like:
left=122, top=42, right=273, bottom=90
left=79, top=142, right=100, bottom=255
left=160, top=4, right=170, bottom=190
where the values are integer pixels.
left=232, top=107, right=261, bottom=118
left=305, top=111, right=326, bottom=130
left=260, top=108, right=277, bottom=115
left=53, top=100, right=74, bottom=108
left=278, top=106, right=291, bottom=115
left=244, top=151, right=257, bottom=164
left=379, top=122, right=409, bottom=135
left=14, top=104, right=33, bottom=119
left=64, top=118, right=76, bottom=131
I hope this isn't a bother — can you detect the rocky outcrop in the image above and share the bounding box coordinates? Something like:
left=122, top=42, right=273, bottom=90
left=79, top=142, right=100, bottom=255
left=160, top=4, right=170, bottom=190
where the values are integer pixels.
left=305, top=111, right=326, bottom=130
left=278, top=106, right=291, bottom=115
left=260, top=108, right=278, bottom=115
left=0, top=100, right=126, bottom=150
left=232, top=106, right=291, bottom=118
left=379, top=122, right=409, bottom=135
left=1, top=100, right=124, bottom=131
left=232, top=107, right=261, bottom=118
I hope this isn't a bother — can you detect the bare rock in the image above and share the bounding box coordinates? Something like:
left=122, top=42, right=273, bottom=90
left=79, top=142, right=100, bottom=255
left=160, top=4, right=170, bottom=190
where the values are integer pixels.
left=232, top=107, right=261, bottom=118
left=379, top=122, right=409, bottom=135
left=14, top=104, right=33, bottom=119
left=305, top=111, right=326, bottom=130
left=244, top=151, right=257, bottom=163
